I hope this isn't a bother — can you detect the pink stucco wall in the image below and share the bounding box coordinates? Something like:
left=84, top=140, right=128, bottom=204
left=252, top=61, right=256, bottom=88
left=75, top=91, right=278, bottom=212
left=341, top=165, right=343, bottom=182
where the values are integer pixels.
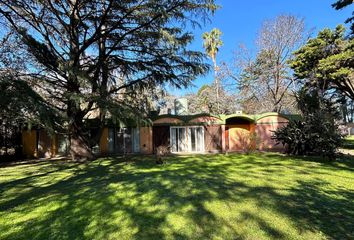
left=255, top=116, right=288, bottom=151
left=189, top=116, right=221, bottom=124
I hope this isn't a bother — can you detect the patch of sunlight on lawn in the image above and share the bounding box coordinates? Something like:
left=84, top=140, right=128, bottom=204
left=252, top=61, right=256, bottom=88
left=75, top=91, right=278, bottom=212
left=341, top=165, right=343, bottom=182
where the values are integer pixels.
left=0, top=153, right=353, bottom=239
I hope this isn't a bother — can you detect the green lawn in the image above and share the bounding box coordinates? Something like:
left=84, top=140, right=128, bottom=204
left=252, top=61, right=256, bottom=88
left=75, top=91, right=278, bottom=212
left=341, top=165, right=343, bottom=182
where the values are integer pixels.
left=343, top=135, right=354, bottom=150
left=0, top=153, right=353, bottom=240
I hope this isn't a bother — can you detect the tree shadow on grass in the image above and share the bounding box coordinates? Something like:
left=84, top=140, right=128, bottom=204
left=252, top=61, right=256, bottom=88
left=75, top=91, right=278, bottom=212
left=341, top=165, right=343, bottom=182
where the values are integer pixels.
left=342, top=138, right=354, bottom=150
left=0, top=155, right=234, bottom=239
left=0, top=153, right=353, bottom=239
left=265, top=152, right=354, bottom=172
left=282, top=180, right=354, bottom=239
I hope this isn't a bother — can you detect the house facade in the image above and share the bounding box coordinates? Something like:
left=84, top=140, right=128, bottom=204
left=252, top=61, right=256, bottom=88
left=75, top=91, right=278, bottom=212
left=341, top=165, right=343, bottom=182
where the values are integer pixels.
left=22, top=112, right=291, bottom=158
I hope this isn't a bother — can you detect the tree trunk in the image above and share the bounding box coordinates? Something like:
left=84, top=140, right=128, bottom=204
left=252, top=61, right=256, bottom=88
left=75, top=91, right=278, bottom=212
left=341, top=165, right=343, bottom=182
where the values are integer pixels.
left=213, top=58, right=219, bottom=113
left=69, top=120, right=94, bottom=161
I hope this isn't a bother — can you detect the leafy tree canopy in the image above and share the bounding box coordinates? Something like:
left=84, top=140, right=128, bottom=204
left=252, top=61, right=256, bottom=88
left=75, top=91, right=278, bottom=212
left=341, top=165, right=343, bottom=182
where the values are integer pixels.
left=290, top=25, right=354, bottom=100
left=274, top=89, right=343, bottom=159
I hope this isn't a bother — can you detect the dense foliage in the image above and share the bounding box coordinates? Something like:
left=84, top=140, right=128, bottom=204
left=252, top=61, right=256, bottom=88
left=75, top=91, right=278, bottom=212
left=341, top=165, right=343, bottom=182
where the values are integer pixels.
left=273, top=90, right=343, bottom=159
left=290, top=25, right=354, bottom=100
left=186, top=84, right=237, bottom=114
left=276, top=23, right=353, bottom=159
left=0, top=0, right=217, bottom=159
left=332, top=0, right=354, bottom=36
left=0, top=74, right=62, bottom=159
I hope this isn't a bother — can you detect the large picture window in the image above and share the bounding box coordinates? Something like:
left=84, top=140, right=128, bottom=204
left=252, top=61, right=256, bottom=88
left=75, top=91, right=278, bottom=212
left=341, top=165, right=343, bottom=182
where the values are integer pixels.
left=108, top=127, right=140, bottom=154
left=170, top=126, right=204, bottom=153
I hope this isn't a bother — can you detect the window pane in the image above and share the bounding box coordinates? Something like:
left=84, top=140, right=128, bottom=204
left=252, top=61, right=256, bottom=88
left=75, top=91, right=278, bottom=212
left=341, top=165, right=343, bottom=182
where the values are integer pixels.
left=108, top=128, right=115, bottom=153
left=132, top=128, right=140, bottom=153
left=178, top=128, right=186, bottom=152
left=191, top=128, right=196, bottom=151
left=170, top=128, right=177, bottom=152
left=196, top=127, right=204, bottom=152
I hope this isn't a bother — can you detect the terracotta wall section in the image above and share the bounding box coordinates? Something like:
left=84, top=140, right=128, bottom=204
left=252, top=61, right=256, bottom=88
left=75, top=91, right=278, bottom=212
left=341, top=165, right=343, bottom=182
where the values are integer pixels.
left=225, top=127, right=229, bottom=151
left=140, top=127, right=153, bottom=154
left=204, top=125, right=222, bottom=152
left=221, top=125, right=226, bottom=152
left=153, top=117, right=183, bottom=124
left=189, top=116, right=221, bottom=124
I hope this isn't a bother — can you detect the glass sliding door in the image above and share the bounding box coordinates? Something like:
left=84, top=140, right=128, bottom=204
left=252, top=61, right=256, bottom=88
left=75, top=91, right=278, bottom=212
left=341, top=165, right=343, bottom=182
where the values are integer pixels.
left=170, top=126, right=204, bottom=153
left=190, top=127, right=196, bottom=151
left=170, top=127, right=187, bottom=153
left=132, top=128, right=140, bottom=153
left=170, top=127, right=177, bottom=152
left=178, top=127, right=187, bottom=152
left=188, top=126, right=204, bottom=152
left=108, top=128, right=115, bottom=153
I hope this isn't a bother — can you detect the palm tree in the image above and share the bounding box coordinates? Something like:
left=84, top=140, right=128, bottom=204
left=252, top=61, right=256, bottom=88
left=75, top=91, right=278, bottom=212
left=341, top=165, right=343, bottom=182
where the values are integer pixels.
left=203, top=28, right=223, bottom=113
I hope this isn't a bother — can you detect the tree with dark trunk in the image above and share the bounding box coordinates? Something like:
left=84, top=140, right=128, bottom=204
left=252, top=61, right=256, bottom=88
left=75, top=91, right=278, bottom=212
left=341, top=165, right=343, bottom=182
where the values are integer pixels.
left=0, top=0, right=217, bottom=160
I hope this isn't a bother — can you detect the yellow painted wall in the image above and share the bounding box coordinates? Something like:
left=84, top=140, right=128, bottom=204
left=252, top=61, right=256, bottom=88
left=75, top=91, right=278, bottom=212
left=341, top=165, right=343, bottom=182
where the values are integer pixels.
left=99, top=128, right=109, bottom=154
left=140, top=127, right=153, bottom=154
left=22, top=130, right=37, bottom=158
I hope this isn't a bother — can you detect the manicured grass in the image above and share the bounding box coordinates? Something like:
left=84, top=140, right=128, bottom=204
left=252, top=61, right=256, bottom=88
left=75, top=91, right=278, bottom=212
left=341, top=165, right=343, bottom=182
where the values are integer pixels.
left=0, top=153, right=353, bottom=240
left=342, top=135, right=354, bottom=150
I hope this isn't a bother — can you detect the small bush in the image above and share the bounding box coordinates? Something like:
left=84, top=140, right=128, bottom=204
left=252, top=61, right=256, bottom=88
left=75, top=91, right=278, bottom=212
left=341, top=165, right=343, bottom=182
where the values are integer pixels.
left=237, top=131, right=260, bottom=154
left=155, top=145, right=170, bottom=164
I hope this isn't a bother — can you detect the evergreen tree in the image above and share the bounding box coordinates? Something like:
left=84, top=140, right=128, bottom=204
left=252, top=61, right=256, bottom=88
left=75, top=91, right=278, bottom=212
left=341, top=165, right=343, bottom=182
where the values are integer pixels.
left=0, top=0, right=217, bottom=160
left=332, top=0, right=354, bottom=36
left=290, top=25, right=354, bottom=101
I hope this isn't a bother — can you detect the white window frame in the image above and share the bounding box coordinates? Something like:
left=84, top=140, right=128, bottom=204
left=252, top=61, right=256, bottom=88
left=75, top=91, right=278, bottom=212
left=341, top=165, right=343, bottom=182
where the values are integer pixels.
left=170, top=126, right=187, bottom=153
left=188, top=126, right=205, bottom=153
left=170, top=126, right=204, bottom=153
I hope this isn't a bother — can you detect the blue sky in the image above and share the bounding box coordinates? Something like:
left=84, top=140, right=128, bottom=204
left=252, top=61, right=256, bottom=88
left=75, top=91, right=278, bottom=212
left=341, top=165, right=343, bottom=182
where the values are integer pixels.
left=168, top=0, right=353, bottom=96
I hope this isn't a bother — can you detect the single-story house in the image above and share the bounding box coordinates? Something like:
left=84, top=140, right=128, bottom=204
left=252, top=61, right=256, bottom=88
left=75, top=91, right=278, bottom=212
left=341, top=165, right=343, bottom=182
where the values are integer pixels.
left=22, top=112, right=293, bottom=158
